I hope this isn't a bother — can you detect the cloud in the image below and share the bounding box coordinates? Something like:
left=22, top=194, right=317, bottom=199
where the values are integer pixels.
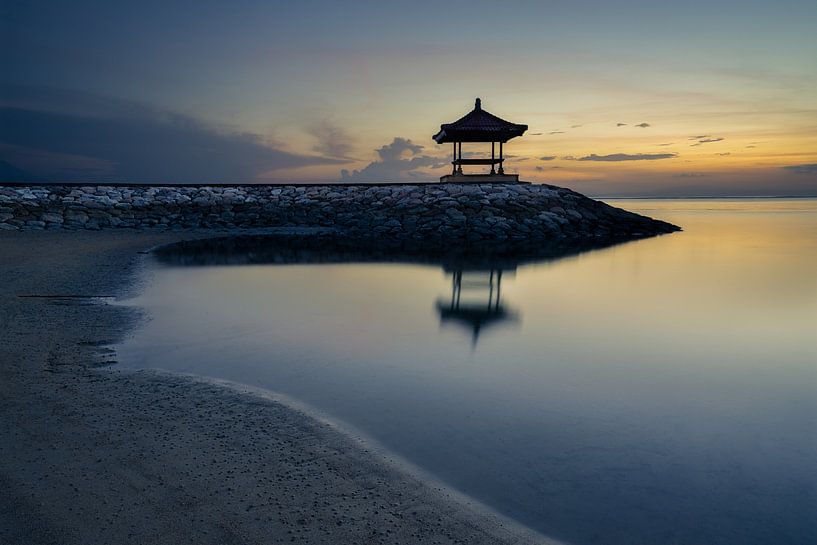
left=0, top=88, right=342, bottom=183
left=691, top=137, right=724, bottom=146
left=376, top=137, right=423, bottom=160
left=0, top=143, right=117, bottom=181
left=307, top=120, right=356, bottom=159
left=548, top=131, right=565, bottom=135
left=529, top=132, right=543, bottom=136
left=716, top=152, right=731, bottom=156
left=616, top=123, right=627, bottom=127
left=783, top=163, right=817, bottom=174
left=688, top=135, right=725, bottom=146
left=673, top=172, right=708, bottom=178
left=539, top=155, right=556, bottom=161
left=571, top=124, right=583, bottom=128
left=0, top=158, right=40, bottom=182
left=574, top=153, right=677, bottom=162
left=656, top=142, right=674, bottom=146
left=635, top=123, right=650, bottom=128
left=340, top=137, right=447, bottom=182
left=535, top=166, right=544, bottom=172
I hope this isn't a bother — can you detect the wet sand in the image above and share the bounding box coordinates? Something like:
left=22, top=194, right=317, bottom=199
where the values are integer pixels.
left=0, top=230, right=553, bottom=545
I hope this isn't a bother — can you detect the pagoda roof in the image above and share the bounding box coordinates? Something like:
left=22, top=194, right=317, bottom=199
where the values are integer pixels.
left=433, top=98, right=528, bottom=144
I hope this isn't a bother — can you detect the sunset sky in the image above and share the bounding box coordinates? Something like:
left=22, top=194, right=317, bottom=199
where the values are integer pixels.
left=2, top=0, right=816, bottom=196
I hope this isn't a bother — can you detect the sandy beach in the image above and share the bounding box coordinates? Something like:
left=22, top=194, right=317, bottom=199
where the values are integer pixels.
left=0, top=230, right=552, bottom=545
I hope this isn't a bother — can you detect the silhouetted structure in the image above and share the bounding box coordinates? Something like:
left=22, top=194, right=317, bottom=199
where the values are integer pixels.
left=436, top=268, right=517, bottom=347
left=433, top=98, right=528, bottom=183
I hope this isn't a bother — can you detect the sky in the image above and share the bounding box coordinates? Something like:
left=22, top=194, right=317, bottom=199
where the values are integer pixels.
left=1, top=0, right=816, bottom=196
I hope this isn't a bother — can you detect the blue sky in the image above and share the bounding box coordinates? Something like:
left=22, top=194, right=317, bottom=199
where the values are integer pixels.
left=2, top=0, right=816, bottom=195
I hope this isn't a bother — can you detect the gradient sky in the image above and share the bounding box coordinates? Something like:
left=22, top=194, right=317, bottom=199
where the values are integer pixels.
left=2, top=0, right=816, bottom=195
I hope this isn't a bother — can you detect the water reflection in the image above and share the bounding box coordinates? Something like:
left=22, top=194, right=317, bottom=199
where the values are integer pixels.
left=154, top=234, right=632, bottom=348
left=438, top=268, right=517, bottom=346
left=153, top=232, right=648, bottom=270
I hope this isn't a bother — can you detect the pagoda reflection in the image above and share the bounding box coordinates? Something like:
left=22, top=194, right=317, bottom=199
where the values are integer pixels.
left=437, top=267, right=518, bottom=347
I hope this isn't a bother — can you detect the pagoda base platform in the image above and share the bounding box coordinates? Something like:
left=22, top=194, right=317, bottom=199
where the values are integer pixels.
left=440, top=173, right=520, bottom=183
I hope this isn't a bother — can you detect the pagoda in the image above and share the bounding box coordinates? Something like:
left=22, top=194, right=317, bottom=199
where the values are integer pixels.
left=433, top=98, right=527, bottom=183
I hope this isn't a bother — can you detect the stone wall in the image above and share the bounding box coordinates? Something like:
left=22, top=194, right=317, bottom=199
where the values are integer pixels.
left=0, top=183, right=679, bottom=241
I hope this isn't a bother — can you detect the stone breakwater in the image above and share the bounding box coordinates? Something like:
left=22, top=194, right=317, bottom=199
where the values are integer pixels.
left=0, top=183, right=679, bottom=241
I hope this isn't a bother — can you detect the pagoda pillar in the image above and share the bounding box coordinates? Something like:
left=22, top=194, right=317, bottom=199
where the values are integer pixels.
left=452, top=142, right=457, bottom=174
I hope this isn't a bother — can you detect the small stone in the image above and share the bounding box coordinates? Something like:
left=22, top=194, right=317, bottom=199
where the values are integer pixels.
left=41, top=212, right=64, bottom=223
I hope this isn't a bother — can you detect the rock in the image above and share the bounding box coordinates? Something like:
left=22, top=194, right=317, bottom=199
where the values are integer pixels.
left=0, top=182, right=680, bottom=240
left=65, top=211, right=89, bottom=223
left=445, top=208, right=466, bottom=220
left=41, top=212, right=64, bottom=223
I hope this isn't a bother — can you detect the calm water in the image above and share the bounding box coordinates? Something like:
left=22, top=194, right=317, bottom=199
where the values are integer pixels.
left=118, top=199, right=817, bottom=545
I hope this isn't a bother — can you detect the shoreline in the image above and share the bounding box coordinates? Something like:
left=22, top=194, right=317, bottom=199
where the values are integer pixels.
left=0, top=229, right=557, bottom=544
left=127, top=368, right=561, bottom=543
